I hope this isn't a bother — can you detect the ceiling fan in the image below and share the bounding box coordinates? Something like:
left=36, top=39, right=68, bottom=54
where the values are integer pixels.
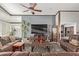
left=20, top=3, right=42, bottom=15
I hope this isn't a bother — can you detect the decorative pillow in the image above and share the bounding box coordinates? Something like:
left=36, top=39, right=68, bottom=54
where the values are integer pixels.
left=9, top=36, right=16, bottom=42
left=1, top=36, right=11, bottom=43
left=0, top=42, right=2, bottom=48
left=69, top=39, right=79, bottom=46
left=0, top=38, right=7, bottom=46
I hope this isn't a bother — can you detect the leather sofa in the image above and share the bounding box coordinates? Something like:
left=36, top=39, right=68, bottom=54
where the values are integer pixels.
left=0, top=52, right=13, bottom=56
left=42, top=52, right=79, bottom=56
left=0, top=36, right=21, bottom=52
left=60, top=40, right=79, bottom=52
left=1, top=51, right=79, bottom=56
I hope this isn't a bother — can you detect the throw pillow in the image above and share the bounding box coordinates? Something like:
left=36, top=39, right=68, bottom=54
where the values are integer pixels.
left=1, top=36, right=11, bottom=43
left=69, top=39, right=79, bottom=46
left=0, top=42, right=2, bottom=47
left=9, top=36, right=16, bottom=42
left=0, top=38, right=7, bottom=46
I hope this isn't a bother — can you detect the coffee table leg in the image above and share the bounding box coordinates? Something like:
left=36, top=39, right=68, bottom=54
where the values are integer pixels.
left=23, top=44, right=25, bottom=49
left=12, top=46, right=15, bottom=52
left=31, top=46, right=34, bottom=52
left=47, top=46, right=50, bottom=52
left=20, top=46, right=22, bottom=51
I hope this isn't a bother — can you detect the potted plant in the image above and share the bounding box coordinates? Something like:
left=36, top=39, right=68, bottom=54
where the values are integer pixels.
left=22, top=20, right=30, bottom=38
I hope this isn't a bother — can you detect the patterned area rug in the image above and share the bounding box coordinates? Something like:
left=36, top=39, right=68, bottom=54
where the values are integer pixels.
left=50, top=43, right=65, bottom=52
left=25, top=42, right=65, bottom=52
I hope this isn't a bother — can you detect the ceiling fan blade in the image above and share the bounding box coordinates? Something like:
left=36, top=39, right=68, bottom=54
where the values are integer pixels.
left=23, top=10, right=29, bottom=12
left=20, top=4, right=29, bottom=9
left=34, top=9, right=42, bottom=12
left=32, top=3, right=37, bottom=8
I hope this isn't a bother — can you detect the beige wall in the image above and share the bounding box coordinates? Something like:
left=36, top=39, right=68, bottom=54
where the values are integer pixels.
left=60, top=12, right=79, bottom=34
left=0, top=7, right=22, bottom=36
left=0, top=21, right=11, bottom=36
left=2, top=22, right=11, bottom=36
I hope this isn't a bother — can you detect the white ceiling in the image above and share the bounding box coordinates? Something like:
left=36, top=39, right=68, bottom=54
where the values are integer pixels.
left=0, top=3, right=79, bottom=15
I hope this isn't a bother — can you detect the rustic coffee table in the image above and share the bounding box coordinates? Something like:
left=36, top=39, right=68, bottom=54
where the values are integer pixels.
left=12, top=42, right=25, bottom=52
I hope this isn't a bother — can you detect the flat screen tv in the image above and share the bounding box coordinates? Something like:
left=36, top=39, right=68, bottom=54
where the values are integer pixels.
left=31, top=24, right=47, bottom=34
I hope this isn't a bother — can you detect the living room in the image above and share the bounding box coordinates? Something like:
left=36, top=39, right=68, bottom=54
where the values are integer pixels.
left=1, top=3, right=79, bottom=56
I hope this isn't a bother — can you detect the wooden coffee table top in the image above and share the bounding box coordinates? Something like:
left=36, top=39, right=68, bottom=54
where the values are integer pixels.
left=13, top=42, right=24, bottom=47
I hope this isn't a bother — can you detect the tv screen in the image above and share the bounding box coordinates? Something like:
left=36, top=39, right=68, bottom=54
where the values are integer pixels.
left=31, top=24, right=47, bottom=34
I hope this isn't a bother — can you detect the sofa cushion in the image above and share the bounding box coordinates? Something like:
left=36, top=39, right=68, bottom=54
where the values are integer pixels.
left=42, top=52, right=79, bottom=56
left=11, top=51, right=29, bottom=56
left=60, top=40, right=79, bottom=52
left=9, top=36, right=16, bottom=42
left=69, top=39, right=79, bottom=46
left=29, top=52, right=42, bottom=56
left=0, top=52, right=13, bottom=56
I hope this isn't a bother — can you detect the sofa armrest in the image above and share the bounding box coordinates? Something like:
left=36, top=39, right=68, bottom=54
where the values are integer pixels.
left=0, top=44, right=12, bottom=52
left=11, top=51, right=29, bottom=56
left=0, top=52, right=13, bottom=56
left=76, top=47, right=79, bottom=52
left=0, top=40, right=19, bottom=52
